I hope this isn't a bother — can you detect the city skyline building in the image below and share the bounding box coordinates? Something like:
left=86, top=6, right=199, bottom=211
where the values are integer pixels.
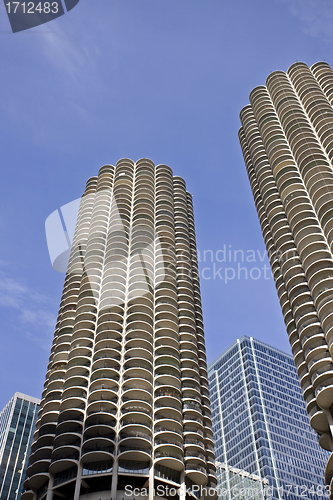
left=238, top=61, right=333, bottom=491
left=23, top=159, right=216, bottom=500
left=0, top=392, right=40, bottom=500
left=209, top=336, right=329, bottom=500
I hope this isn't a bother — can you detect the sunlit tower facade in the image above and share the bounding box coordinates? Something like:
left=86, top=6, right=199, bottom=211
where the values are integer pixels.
left=23, top=159, right=216, bottom=500
left=238, top=61, right=333, bottom=493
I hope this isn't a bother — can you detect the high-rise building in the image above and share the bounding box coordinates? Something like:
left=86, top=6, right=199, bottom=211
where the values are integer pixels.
left=238, top=61, right=333, bottom=490
left=0, top=392, right=40, bottom=500
left=23, top=159, right=216, bottom=500
left=208, top=337, right=329, bottom=500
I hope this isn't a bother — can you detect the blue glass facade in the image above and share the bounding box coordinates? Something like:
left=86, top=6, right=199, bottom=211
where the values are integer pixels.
left=208, top=337, right=330, bottom=500
left=0, top=393, right=40, bottom=500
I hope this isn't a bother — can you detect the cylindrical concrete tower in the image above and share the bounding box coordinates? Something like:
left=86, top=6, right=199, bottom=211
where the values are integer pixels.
left=23, top=159, right=216, bottom=500
left=239, top=61, right=333, bottom=494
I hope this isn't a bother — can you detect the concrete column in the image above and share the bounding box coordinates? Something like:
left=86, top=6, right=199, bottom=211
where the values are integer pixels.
left=111, top=458, right=118, bottom=500
left=74, top=463, right=83, bottom=500
left=148, top=462, right=154, bottom=500
left=179, top=470, right=186, bottom=500
left=46, top=475, right=54, bottom=500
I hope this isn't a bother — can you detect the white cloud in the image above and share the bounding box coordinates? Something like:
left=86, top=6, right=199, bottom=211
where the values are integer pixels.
left=281, top=0, right=333, bottom=43
left=0, top=270, right=56, bottom=350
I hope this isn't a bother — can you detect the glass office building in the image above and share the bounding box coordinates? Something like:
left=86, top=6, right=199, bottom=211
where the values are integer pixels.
left=0, top=392, right=40, bottom=500
left=215, top=461, right=269, bottom=500
left=209, top=337, right=329, bottom=500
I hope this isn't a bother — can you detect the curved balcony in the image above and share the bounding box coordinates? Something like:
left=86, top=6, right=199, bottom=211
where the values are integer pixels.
left=325, top=452, right=333, bottom=487
left=53, top=432, right=81, bottom=451
left=63, top=375, right=89, bottom=393
left=53, top=340, right=71, bottom=356
left=96, top=320, right=123, bottom=335
left=55, top=420, right=83, bottom=440
left=81, top=437, right=115, bottom=463
left=92, top=348, right=121, bottom=364
left=119, top=427, right=152, bottom=448
left=154, top=410, right=183, bottom=427
left=40, top=400, right=61, bottom=416
left=123, top=358, right=153, bottom=374
left=83, top=424, right=115, bottom=443
left=181, top=364, right=200, bottom=377
left=308, top=402, right=329, bottom=433
left=99, top=293, right=126, bottom=310
left=89, top=378, right=119, bottom=395
left=155, top=393, right=182, bottom=413
left=51, top=351, right=68, bottom=365
left=57, top=406, right=84, bottom=426
left=123, top=369, right=153, bottom=387
left=155, top=355, right=180, bottom=370
left=35, top=423, right=56, bottom=442
left=22, top=489, right=38, bottom=500
left=95, top=331, right=122, bottom=346
left=49, top=446, right=80, bottom=474
left=91, top=357, right=120, bottom=372
left=299, top=320, right=322, bottom=344
left=87, top=400, right=117, bottom=419
left=85, top=410, right=116, bottom=429
left=156, top=346, right=180, bottom=361
left=319, top=431, right=333, bottom=452
left=185, top=463, right=208, bottom=486
left=88, top=388, right=118, bottom=406
left=98, top=305, right=124, bottom=321
left=26, top=464, right=50, bottom=490
left=45, top=380, right=65, bottom=395
left=155, top=375, right=181, bottom=392
left=183, top=400, right=202, bottom=414
left=125, top=347, right=153, bottom=363
left=123, top=377, right=153, bottom=393
left=316, top=290, right=333, bottom=313
left=29, top=446, right=53, bottom=475
left=71, top=329, right=94, bottom=344
left=155, top=286, right=178, bottom=302
left=62, top=387, right=87, bottom=402
left=308, top=266, right=333, bottom=290
left=125, top=338, right=153, bottom=354
left=154, top=447, right=184, bottom=471
left=118, top=442, right=152, bottom=462
left=125, top=319, right=153, bottom=336
left=121, top=400, right=152, bottom=418
left=66, top=355, right=91, bottom=371
left=303, top=332, right=326, bottom=353
left=155, top=439, right=183, bottom=457
left=315, top=376, right=333, bottom=409
left=122, top=389, right=153, bottom=409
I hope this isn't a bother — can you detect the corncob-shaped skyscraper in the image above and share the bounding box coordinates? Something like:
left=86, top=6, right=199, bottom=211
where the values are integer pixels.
left=23, top=159, right=216, bottom=500
left=239, top=61, right=333, bottom=492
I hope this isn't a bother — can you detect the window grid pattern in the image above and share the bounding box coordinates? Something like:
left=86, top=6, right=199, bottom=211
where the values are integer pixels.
left=209, top=337, right=329, bottom=500
left=0, top=393, right=40, bottom=500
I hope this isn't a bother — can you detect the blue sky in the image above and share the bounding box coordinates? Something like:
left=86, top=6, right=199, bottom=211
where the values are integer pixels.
left=1, top=0, right=333, bottom=409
